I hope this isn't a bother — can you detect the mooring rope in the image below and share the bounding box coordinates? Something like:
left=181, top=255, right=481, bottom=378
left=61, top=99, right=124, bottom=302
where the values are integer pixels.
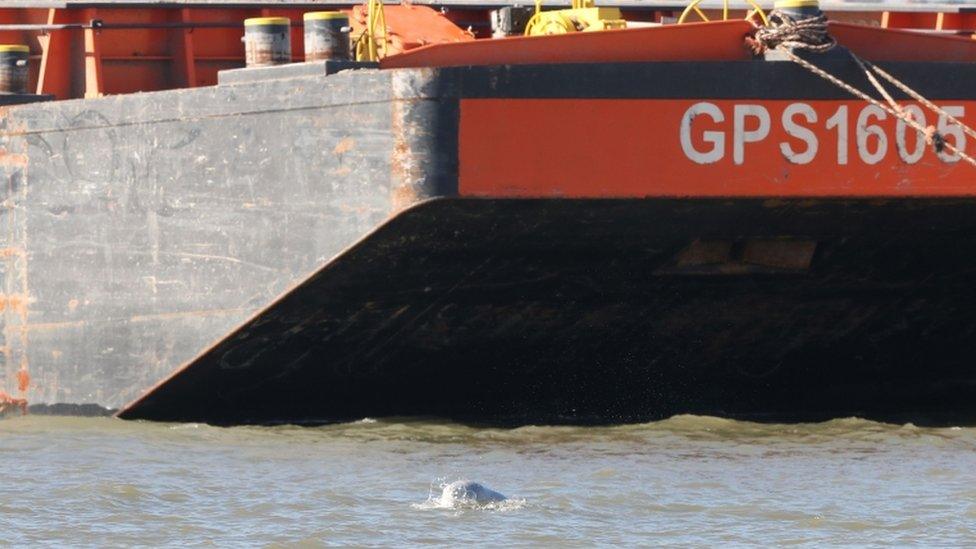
left=752, top=9, right=835, bottom=53
left=751, top=10, right=976, bottom=168
left=866, top=60, right=976, bottom=143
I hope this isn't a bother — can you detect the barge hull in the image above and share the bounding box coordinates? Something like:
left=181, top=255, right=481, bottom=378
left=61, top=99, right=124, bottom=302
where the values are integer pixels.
left=120, top=197, right=976, bottom=426
left=2, top=56, right=975, bottom=418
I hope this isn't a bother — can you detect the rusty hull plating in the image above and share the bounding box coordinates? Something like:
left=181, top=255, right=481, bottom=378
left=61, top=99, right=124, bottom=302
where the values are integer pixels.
left=0, top=63, right=455, bottom=411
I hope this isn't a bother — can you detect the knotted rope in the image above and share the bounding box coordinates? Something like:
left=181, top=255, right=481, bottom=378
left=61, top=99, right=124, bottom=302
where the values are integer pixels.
left=751, top=9, right=835, bottom=54
left=750, top=10, right=976, bottom=167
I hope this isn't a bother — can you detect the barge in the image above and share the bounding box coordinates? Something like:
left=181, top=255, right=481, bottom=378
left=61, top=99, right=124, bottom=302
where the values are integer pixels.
left=0, top=0, right=975, bottom=424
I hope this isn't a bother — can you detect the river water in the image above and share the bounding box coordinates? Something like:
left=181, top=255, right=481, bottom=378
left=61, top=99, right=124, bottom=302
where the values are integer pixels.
left=2, top=415, right=974, bottom=546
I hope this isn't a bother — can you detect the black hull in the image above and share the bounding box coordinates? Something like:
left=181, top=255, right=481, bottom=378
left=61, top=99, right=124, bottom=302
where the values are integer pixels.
left=120, top=197, right=976, bottom=426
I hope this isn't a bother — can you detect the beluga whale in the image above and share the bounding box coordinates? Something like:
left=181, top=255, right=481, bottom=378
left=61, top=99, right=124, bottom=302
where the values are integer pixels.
left=438, top=480, right=507, bottom=507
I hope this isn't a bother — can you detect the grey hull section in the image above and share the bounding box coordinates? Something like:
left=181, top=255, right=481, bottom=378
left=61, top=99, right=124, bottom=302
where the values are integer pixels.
left=0, top=62, right=455, bottom=410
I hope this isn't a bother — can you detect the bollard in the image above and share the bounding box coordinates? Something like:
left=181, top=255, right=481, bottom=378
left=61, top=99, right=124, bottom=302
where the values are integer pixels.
left=243, top=17, right=291, bottom=67
left=303, top=12, right=351, bottom=62
left=0, top=45, right=29, bottom=94
left=762, top=0, right=839, bottom=61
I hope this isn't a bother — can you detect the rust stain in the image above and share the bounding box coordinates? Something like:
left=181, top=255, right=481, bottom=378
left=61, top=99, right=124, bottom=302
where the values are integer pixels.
left=391, top=184, right=422, bottom=212
left=0, top=149, right=27, bottom=168
left=390, top=98, right=424, bottom=213
left=67, top=298, right=79, bottom=312
left=0, top=114, right=28, bottom=137
left=333, top=137, right=355, bottom=156
left=0, top=293, right=29, bottom=319
left=391, top=126, right=410, bottom=180
left=0, top=389, right=27, bottom=415
left=16, top=365, right=29, bottom=393
left=0, top=117, right=30, bottom=413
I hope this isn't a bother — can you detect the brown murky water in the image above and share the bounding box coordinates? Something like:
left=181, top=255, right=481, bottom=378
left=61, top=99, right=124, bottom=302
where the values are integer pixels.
left=2, top=415, right=975, bottom=545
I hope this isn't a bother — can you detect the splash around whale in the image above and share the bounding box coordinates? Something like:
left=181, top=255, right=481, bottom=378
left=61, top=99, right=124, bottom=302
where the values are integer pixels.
left=414, top=480, right=524, bottom=511
left=441, top=481, right=507, bottom=506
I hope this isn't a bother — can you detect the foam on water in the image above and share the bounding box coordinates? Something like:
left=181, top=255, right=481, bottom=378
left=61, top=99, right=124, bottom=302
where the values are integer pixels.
left=167, top=423, right=203, bottom=430
left=413, top=479, right=526, bottom=512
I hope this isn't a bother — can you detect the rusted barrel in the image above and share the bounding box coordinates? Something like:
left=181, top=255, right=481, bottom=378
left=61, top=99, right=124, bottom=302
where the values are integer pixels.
left=0, top=45, right=29, bottom=94
left=243, top=17, right=291, bottom=67
left=303, top=12, right=351, bottom=62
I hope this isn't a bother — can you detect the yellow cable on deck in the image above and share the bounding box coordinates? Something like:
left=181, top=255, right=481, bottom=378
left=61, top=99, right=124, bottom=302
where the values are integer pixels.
left=356, top=0, right=386, bottom=62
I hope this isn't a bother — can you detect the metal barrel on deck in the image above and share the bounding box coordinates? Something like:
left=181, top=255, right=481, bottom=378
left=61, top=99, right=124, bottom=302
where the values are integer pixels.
left=0, top=45, right=29, bottom=94
left=303, top=11, right=351, bottom=62
left=243, top=17, right=291, bottom=67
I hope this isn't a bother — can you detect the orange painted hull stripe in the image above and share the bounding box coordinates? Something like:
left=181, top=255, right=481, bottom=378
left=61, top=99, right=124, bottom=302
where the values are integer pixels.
left=459, top=98, right=976, bottom=198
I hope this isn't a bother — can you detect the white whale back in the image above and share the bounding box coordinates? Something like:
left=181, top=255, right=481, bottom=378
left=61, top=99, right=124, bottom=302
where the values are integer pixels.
left=440, top=480, right=507, bottom=507
left=413, top=479, right=524, bottom=511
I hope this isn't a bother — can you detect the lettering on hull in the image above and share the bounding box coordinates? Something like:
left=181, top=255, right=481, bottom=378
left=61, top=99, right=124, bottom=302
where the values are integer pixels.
left=459, top=99, right=976, bottom=197
left=679, top=102, right=966, bottom=166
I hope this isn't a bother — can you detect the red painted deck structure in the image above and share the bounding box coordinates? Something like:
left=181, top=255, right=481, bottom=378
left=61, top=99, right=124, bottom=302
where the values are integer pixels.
left=1, top=1, right=975, bottom=100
